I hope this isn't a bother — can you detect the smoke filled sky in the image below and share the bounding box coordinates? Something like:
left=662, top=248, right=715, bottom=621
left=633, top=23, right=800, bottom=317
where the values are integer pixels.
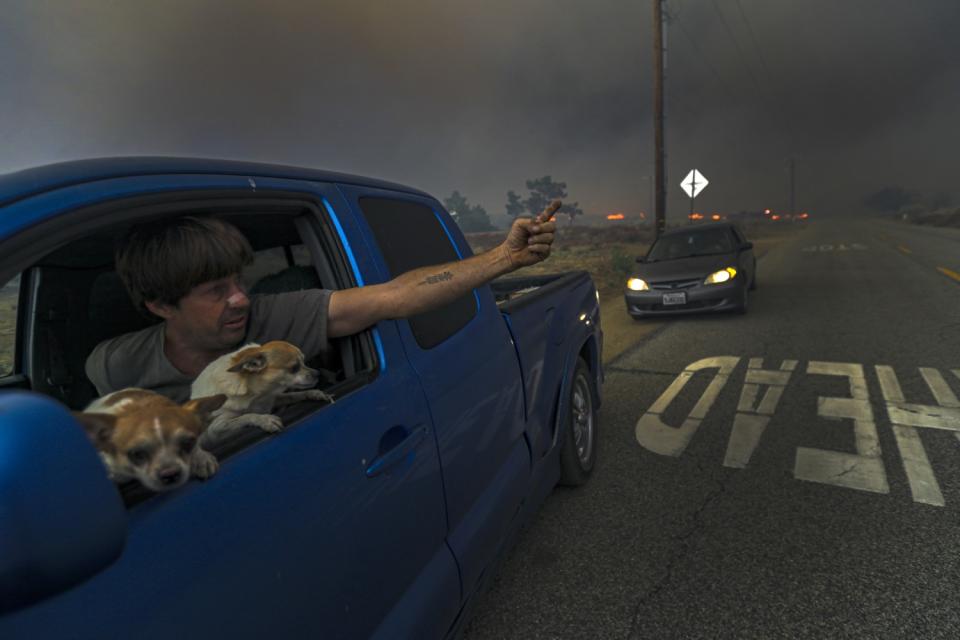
left=2, top=1, right=958, bottom=224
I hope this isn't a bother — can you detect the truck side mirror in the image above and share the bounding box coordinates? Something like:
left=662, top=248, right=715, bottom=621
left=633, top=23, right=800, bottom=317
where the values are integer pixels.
left=740, top=242, right=754, bottom=251
left=0, top=392, right=127, bottom=613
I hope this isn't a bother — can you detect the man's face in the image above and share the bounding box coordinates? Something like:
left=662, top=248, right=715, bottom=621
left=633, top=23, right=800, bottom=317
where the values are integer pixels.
left=161, top=274, right=250, bottom=352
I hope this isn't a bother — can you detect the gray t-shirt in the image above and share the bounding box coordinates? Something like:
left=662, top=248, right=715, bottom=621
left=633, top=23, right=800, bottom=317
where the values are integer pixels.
left=85, top=289, right=333, bottom=403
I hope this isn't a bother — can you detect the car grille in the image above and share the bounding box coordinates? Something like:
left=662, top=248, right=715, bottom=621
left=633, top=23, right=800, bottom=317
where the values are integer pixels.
left=650, top=278, right=701, bottom=290
left=629, top=299, right=723, bottom=312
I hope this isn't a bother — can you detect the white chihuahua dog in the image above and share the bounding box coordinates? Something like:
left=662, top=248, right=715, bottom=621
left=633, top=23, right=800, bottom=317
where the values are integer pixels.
left=75, top=389, right=226, bottom=492
left=191, top=340, right=334, bottom=447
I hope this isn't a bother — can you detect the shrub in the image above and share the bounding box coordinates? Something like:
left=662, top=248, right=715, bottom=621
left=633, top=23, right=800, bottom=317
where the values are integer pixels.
left=610, top=248, right=635, bottom=278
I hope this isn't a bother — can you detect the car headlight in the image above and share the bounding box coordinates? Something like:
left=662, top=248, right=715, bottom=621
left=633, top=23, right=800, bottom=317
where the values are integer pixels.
left=704, top=267, right=737, bottom=284
left=627, top=277, right=650, bottom=291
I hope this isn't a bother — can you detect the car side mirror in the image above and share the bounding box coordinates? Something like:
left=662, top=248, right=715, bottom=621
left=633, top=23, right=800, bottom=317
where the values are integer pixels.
left=740, top=242, right=754, bottom=251
left=0, top=392, right=127, bottom=613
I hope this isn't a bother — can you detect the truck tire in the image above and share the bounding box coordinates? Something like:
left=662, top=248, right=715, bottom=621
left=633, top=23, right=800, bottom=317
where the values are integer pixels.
left=559, top=357, right=598, bottom=486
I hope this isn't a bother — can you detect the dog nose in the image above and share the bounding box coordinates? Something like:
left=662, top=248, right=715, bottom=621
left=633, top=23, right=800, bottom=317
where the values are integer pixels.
left=158, top=467, right=183, bottom=485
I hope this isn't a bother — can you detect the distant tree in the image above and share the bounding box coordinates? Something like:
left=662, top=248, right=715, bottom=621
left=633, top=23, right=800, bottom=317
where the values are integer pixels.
left=443, top=190, right=495, bottom=232
left=505, top=175, right=583, bottom=224
left=505, top=190, right=525, bottom=220
left=444, top=190, right=469, bottom=216
left=863, top=187, right=920, bottom=213
left=558, top=201, right=584, bottom=225
left=924, top=191, right=954, bottom=210
left=524, top=176, right=568, bottom=216
left=459, top=204, right=495, bottom=232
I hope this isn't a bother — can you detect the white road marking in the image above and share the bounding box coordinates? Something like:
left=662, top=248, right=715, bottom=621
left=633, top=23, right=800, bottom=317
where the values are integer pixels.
left=891, top=425, right=942, bottom=506
left=921, top=367, right=960, bottom=407
left=724, top=358, right=797, bottom=468
left=876, top=366, right=943, bottom=506
left=877, top=366, right=960, bottom=507
left=793, top=362, right=889, bottom=494
left=635, top=356, right=740, bottom=457
left=954, top=370, right=960, bottom=446
left=636, top=358, right=960, bottom=506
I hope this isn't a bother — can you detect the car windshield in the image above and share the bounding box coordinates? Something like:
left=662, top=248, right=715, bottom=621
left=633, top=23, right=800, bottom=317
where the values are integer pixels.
left=646, top=228, right=734, bottom=261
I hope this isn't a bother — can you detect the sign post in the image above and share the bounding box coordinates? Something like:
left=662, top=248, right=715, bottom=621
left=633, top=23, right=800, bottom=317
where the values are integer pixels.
left=680, top=169, right=709, bottom=222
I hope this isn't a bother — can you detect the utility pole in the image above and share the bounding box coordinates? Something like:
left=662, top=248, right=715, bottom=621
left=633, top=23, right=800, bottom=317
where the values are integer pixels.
left=787, top=156, right=796, bottom=216
left=653, top=0, right=667, bottom=238
left=688, top=172, right=697, bottom=222
left=640, top=175, right=655, bottom=224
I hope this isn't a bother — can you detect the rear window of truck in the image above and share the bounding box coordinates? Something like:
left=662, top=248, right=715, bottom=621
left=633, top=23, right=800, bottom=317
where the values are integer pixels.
left=359, top=197, right=477, bottom=349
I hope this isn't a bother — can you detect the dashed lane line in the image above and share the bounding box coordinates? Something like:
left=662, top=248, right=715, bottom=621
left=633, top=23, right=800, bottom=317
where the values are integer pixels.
left=888, top=237, right=960, bottom=285
left=937, top=266, right=960, bottom=284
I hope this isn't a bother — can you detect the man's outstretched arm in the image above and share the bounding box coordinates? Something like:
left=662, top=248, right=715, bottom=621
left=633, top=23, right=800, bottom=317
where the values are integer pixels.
left=327, top=200, right=560, bottom=338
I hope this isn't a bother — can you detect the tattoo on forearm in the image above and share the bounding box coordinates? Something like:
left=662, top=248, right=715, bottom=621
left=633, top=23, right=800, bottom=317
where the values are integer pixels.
left=418, top=271, right=454, bottom=286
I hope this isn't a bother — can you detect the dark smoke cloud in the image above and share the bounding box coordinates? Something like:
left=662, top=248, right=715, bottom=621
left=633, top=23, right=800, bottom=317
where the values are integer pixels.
left=2, top=0, right=958, bottom=223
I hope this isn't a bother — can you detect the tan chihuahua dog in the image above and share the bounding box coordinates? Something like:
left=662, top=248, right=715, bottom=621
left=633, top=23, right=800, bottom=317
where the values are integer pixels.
left=75, top=389, right=227, bottom=492
left=191, top=341, right=334, bottom=447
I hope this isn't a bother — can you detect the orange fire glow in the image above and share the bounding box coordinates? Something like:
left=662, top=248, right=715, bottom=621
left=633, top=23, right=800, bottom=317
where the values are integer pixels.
left=606, top=213, right=625, bottom=220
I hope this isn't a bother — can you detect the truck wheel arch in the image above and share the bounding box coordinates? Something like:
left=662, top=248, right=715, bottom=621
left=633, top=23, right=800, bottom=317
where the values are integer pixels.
left=552, top=337, right=601, bottom=484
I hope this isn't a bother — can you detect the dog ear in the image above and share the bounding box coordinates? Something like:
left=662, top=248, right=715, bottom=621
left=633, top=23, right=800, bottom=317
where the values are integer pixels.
left=73, top=412, right=117, bottom=450
left=183, top=394, right=227, bottom=423
left=227, top=353, right=267, bottom=374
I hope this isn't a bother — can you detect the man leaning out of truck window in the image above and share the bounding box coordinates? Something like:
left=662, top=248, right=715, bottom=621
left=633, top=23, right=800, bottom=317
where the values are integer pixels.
left=85, top=201, right=560, bottom=402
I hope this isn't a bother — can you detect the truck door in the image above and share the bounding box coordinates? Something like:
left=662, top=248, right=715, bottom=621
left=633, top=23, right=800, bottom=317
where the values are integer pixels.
left=0, top=172, right=459, bottom=639
left=341, top=187, right=529, bottom=600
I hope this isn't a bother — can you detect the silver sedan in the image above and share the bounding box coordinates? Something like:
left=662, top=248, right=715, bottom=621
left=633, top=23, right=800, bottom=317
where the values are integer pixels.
left=624, top=222, right=756, bottom=318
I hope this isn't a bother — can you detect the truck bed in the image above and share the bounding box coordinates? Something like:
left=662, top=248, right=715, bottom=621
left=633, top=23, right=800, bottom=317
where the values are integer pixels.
left=491, top=271, right=593, bottom=309
left=490, top=270, right=602, bottom=461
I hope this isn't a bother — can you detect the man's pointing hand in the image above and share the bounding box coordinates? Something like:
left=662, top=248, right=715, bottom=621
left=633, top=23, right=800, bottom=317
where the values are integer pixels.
left=502, top=199, right=560, bottom=269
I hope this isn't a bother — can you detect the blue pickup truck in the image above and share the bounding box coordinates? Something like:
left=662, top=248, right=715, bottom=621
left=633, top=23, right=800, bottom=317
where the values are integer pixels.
left=0, top=158, right=603, bottom=639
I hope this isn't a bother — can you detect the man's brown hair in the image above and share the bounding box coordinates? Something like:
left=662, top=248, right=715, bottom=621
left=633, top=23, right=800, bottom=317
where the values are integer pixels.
left=116, top=216, right=254, bottom=314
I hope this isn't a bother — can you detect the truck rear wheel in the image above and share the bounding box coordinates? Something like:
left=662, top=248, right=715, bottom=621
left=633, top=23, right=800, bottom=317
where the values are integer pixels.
left=559, top=357, right=598, bottom=486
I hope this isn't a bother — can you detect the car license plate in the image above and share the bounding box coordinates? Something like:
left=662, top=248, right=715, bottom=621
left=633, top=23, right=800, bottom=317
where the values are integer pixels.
left=662, top=292, right=687, bottom=306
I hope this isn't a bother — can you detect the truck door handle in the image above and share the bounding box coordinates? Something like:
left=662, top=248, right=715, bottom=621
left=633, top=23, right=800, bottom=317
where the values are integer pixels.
left=365, top=426, right=428, bottom=478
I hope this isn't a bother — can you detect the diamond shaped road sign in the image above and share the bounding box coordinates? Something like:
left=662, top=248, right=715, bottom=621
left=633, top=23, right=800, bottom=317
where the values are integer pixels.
left=680, top=169, right=709, bottom=198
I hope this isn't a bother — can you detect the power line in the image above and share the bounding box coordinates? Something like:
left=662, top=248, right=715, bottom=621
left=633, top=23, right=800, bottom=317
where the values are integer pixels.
left=708, top=0, right=791, bottom=147
left=733, top=0, right=771, bottom=79
left=728, top=0, right=797, bottom=153
left=710, top=0, right=763, bottom=95
left=665, top=4, right=749, bottom=143
left=668, top=6, right=724, bottom=86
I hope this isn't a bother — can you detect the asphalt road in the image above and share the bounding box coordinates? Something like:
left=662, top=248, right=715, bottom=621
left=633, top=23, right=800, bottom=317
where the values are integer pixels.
left=463, top=217, right=960, bottom=639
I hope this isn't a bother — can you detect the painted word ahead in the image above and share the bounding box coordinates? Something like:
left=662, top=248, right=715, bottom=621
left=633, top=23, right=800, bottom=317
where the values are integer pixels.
left=635, top=357, right=960, bottom=507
